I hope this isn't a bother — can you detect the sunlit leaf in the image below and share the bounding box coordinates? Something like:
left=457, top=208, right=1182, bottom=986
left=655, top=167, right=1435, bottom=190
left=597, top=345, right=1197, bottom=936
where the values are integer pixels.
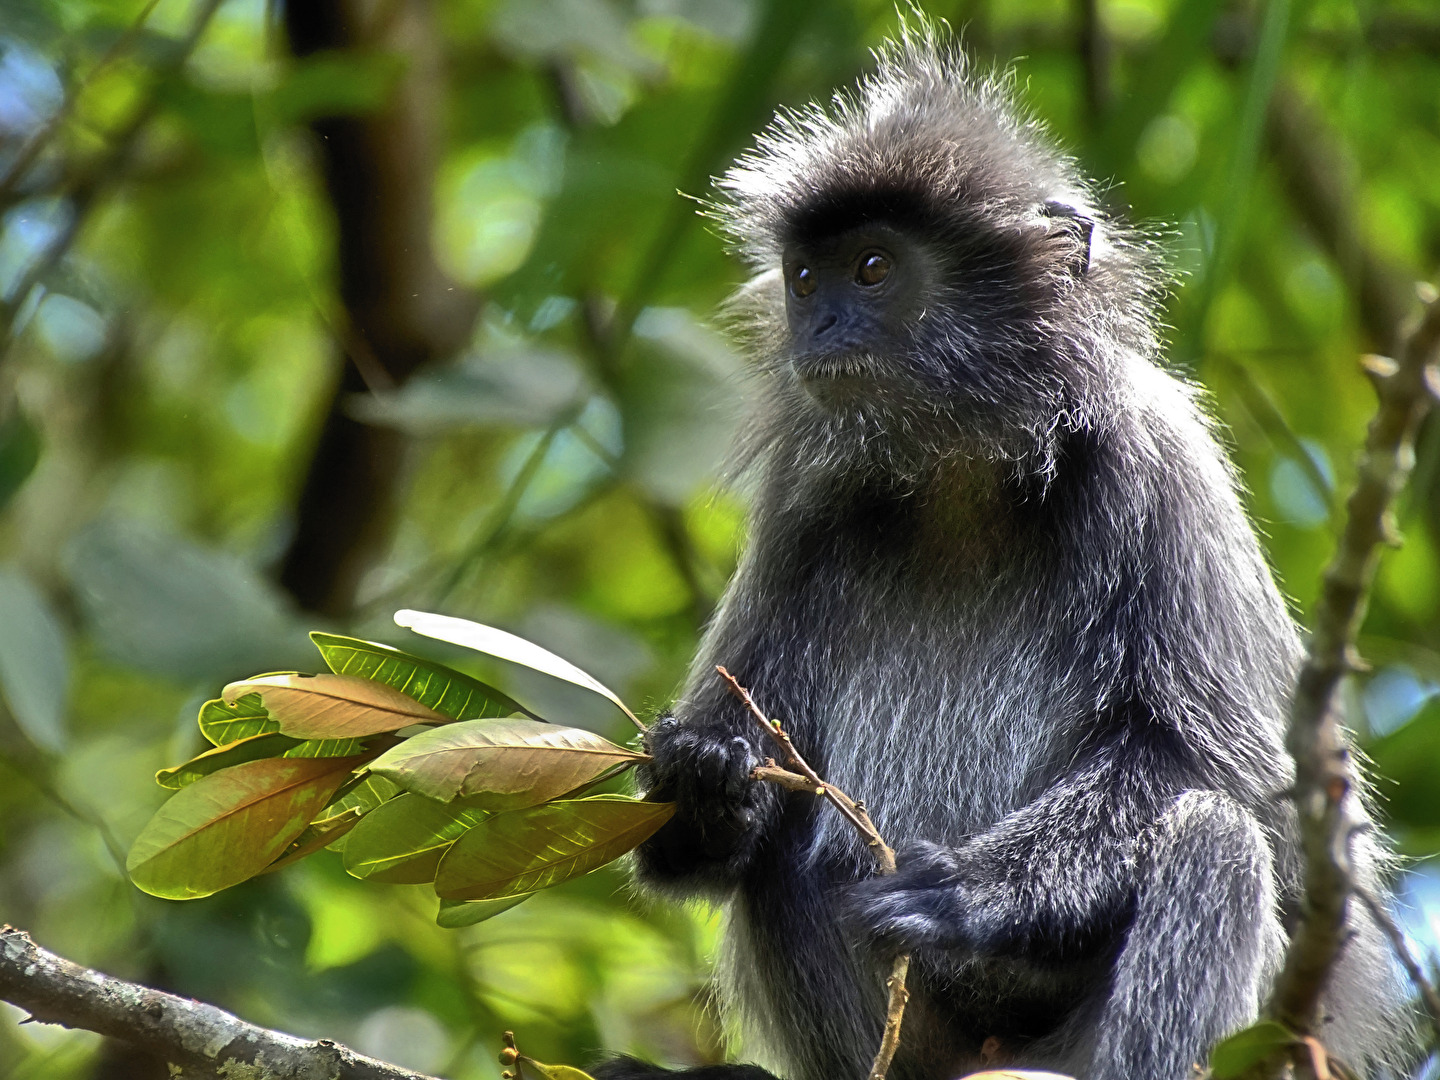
left=1208, top=1020, right=1295, bottom=1079
left=368, top=717, right=643, bottom=808
left=518, top=1058, right=598, bottom=1080
left=261, top=808, right=364, bottom=874
left=434, top=794, right=674, bottom=900
left=343, top=793, right=488, bottom=884
left=223, top=672, right=448, bottom=739
left=310, top=632, right=531, bottom=720
left=394, top=609, right=639, bottom=726
left=435, top=894, right=533, bottom=928
left=127, top=755, right=366, bottom=900
left=199, top=693, right=279, bottom=745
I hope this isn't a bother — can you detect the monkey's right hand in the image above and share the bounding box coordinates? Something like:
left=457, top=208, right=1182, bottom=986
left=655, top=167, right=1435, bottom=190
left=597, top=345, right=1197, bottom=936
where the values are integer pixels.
left=635, top=716, right=766, bottom=877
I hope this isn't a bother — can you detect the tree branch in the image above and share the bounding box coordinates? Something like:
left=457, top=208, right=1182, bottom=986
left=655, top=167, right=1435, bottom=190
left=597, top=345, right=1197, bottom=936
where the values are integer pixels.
left=1247, top=298, right=1440, bottom=1078
left=0, top=927, right=441, bottom=1080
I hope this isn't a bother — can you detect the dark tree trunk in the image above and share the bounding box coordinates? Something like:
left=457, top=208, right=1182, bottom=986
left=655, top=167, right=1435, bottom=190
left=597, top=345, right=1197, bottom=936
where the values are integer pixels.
left=278, top=0, right=478, bottom=617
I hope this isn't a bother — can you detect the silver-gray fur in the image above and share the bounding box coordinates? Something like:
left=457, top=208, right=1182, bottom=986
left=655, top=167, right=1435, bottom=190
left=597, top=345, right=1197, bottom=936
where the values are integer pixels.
left=593, top=24, right=1414, bottom=1080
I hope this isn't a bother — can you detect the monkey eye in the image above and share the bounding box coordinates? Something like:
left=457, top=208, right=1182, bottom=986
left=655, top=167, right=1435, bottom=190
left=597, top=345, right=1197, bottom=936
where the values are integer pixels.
left=790, top=266, right=816, bottom=298
left=856, top=251, right=892, bottom=286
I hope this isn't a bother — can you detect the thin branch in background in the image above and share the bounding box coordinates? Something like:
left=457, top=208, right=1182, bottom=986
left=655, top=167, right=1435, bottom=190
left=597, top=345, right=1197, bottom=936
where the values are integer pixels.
left=1213, top=354, right=1336, bottom=517
left=1356, top=885, right=1440, bottom=1038
left=714, top=667, right=911, bottom=1080
left=433, top=402, right=588, bottom=605
left=0, top=0, right=163, bottom=206
left=0, top=928, right=443, bottom=1080
left=1244, top=297, right=1440, bottom=1079
left=0, top=0, right=227, bottom=357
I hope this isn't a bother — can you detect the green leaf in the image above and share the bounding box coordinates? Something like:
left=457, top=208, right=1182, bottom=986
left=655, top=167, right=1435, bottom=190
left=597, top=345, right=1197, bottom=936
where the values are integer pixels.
left=157, top=732, right=299, bottom=788
left=310, top=632, right=530, bottom=720
left=199, top=693, right=279, bottom=745
left=434, top=794, right=674, bottom=901
left=156, top=731, right=374, bottom=788
left=394, top=609, right=638, bottom=727
left=0, top=568, right=69, bottom=753
left=0, top=408, right=40, bottom=512
left=262, top=808, right=364, bottom=874
left=321, top=773, right=401, bottom=821
left=127, top=755, right=365, bottom=900
left=435, top=894, right=533, bottom=928
left=343, top=792, right=488, bottom=884
left=518, top=1059, right=599, bottom=1080
left=222, top=673, right=448, bottom=739
left=1208, top=1020, right=1295, bottom=1079
left=368, top=717, right=643, bottom=808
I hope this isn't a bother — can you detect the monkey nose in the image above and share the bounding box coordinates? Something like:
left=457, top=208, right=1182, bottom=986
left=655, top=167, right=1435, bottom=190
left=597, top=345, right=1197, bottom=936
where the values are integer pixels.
left=812, top=313, right=838, bottom=338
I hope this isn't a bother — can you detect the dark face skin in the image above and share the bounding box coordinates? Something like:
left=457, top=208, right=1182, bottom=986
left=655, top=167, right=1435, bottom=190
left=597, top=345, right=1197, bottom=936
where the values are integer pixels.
left=782, top=223, right=938, bottom=405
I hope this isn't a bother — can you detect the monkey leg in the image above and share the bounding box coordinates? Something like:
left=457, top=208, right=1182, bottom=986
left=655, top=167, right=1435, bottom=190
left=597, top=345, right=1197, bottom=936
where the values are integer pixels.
left=1087, top=790, right=1282, bottom=1080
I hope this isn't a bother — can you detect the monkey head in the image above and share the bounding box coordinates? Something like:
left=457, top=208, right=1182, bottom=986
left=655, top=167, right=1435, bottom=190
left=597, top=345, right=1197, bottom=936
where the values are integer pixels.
left=715, top=25, right=1166, bottom=483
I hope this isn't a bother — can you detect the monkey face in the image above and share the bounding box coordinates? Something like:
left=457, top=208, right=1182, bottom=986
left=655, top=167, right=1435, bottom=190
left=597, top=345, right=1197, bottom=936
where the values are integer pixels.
left=781, top=223, right=940, bottom=408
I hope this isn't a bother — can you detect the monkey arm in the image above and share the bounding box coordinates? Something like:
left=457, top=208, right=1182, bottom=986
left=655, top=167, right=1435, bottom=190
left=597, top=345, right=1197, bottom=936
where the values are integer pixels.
left=842, top=724, right=1199, bottom=963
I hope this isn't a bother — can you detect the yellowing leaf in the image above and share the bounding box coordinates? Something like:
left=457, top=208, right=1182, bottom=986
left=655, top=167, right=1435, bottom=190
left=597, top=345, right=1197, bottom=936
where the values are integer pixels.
left=394, top=609, right=639, bottom=727
left=222, top=672, right=448, bottom=739
left=127, top=755, right=365, bottom=900
left=198, top=693, right=277, bottom=745
left=519, top=1059, right=598, bottom=1080
left=435, top=893, right=532, bottom=928
left=434, top=794, right=674, bottom=901
left=310, top=632, right=533, bottom=720
left=343, top=792, right=488, bottom=884
left=368, top=717, right=643, bottom=808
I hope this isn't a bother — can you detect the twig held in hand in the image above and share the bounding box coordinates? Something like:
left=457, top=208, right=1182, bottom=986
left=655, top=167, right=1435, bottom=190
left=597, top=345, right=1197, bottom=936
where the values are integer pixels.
left=715, top=666, right=910, bottom=1080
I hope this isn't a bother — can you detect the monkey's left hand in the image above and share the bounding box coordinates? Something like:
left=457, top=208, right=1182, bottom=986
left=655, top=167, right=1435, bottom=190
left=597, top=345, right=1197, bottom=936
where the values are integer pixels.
left=839, top=841, right=1003, bottom=956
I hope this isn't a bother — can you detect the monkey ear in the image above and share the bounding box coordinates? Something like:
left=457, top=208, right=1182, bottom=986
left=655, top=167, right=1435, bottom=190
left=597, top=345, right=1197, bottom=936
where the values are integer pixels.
left=1039, top=198, right=1095, bottom=278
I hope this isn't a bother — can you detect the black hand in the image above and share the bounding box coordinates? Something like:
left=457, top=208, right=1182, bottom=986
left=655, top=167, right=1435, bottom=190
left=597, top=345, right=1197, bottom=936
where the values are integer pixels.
left=640, top=716, right=764, bottom=869
left=839, top=841, right=977, bottom=954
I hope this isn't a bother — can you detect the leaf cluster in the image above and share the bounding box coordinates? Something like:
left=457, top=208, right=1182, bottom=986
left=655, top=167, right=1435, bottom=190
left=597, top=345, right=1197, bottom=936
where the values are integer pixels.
left=126, top=612, right=671, bottom=928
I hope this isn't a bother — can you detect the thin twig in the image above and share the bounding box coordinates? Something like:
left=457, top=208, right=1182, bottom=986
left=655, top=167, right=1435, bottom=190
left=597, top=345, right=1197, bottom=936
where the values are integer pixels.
left=0, top=927, right=440, bottom=1080
left=716, top=665, right=892, bottom=868
left=0, top=0, right=226, bottom=355
left=1356, top=885, right=1440, bottom=1037
left=0, top=0, right=163, bottom=204
left=1245, top=297, right=1440, bottom=1079
left=715, top=666, right=910, bottom=1079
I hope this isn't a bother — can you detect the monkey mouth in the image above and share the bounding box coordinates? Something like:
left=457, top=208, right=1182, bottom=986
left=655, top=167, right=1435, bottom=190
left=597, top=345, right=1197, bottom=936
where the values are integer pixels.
left=791, top=353, right=888, bottom=405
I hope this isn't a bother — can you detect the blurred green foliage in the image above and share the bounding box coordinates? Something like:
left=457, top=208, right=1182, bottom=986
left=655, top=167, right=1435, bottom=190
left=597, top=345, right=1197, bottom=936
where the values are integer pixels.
left=0, top=0, right=1438, bottom=1077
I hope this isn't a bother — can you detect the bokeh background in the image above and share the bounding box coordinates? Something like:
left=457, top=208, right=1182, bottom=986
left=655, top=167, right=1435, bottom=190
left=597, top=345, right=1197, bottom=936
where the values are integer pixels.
left=1, top=0, right=1439, bottom=1076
